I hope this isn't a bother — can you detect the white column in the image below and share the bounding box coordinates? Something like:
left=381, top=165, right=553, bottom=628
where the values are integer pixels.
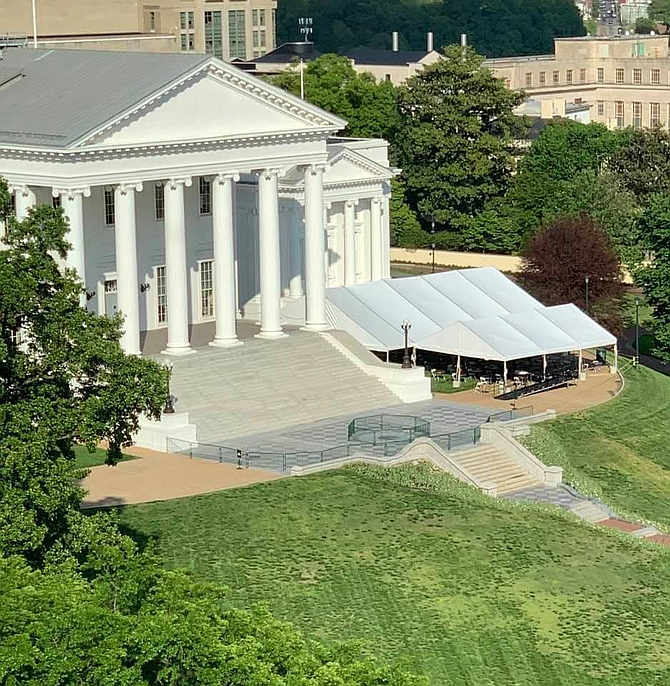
left=163, top=178, right=196, bottom=355
left=323, top=203, right=331, bottom=287
left=211, top=174, right=243, bottom=348
left=382, top=194, right=391, bottom=278
left=303, top=165, right=328, bottom=331
left=13, top=185, right=36, bottom=221
left=612, top=343, right=618, bottom=374
left=114, top=183, right=142, bottom=356
left=57, top=187, right=90, bottom=291
left=370, top=197, right=383, bottom=282
left=255, top=169, right=287, bottom=339
left=289, top=205, right=304, bottom=298
left=344, top=199, right=357, bottom=286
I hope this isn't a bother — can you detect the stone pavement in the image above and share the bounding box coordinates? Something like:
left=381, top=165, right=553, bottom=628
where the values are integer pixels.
left=214, top=398, right=493, bottom=454
left=80, top=445, right=281, bottom=509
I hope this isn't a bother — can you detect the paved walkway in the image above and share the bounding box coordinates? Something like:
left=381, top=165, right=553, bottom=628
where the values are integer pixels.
left=620, top=327, right=670, bottom=377
left=80, top=446, right=280, bottom=509
left=442, top=368, right=621, bottom=416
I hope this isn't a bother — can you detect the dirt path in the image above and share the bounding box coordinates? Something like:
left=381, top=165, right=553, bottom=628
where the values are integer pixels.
left=80, top=446, right=281, bottom=509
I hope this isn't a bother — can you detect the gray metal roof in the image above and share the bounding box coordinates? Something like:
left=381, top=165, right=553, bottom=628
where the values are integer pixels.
left=0, top=48, right=209, bottom=148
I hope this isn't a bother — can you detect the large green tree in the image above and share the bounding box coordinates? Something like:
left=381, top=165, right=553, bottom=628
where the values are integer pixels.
left=649, top=0, right=670, bottom=32
left=394, top=45, right=525, bottom=239
left=507, top=119, right=619, bottom=237
left=0, top=553, right=424, bottom=686
left=636, top=194, right=670, bottom=362
left=277, top=0, right=585, bottom=58
left=0, top=178, right=168, bottom=566
left=271, top=54, right=398, bottom=140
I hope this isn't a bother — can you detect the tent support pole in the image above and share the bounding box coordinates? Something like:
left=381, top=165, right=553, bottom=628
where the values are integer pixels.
left=543, top=354, right=547, bottom=380
left=454, top=354, right=461, bottom=388
left=386, top=351, right=389, bottom=363
left=611, top=343, right=618, bottom=374
left=503, top=360, right=508, bottom=383
left=578, top=349, right=584, bottom=381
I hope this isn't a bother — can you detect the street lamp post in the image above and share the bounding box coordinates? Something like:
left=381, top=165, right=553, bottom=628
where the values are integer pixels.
left=163, top=359, right=175, bottom=414
left=635, top=296, right=640, bottom=367
left=431, top=242, right=436, bottom=274
left=585, top=275, right=590, bottom=315
left=401, top=319, right=412, bottom=369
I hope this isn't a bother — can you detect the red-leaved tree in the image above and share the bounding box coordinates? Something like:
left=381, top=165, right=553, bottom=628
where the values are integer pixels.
left=519, top=216, right=625, bottom=335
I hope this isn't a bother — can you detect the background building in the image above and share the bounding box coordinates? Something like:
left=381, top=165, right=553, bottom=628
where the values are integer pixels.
left=0, top=0, right=277, bottom=60
left=487, top=34, right=670, bottom=130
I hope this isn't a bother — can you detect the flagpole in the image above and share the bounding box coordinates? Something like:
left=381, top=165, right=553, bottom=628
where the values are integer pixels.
left=32, top=0, right=38, bottom=47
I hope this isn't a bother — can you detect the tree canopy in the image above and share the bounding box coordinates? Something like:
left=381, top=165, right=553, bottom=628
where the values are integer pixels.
left=519, top=216, right=625, bottom=334
left=277, top=0, right=585, bottom=58
left=394, top=45, right=525, bottom=237
left=0, top=178, right=168, bottom=566
left=271, top=54, right=398, bottom=140
left=649, top=0, right=670, bottom=32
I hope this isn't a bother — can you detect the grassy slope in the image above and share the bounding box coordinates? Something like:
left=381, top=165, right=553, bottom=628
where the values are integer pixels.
left=118, top=465, right=670, bottom=686
left=522, top=364, right=670, bottom=528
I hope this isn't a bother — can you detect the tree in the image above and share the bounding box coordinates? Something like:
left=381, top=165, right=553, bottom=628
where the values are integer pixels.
left=271, top=54, right=399, bottom=141
left=389, top=179, right=428, bottom=248
left=635, top=17, right=657, bottom=34
left=394, top=45, right=525, bottom=239
left=277, top=0, right=585, bottom=58
left=635, top=194, right=670, bottom=362
left=649, top=0, right=670, bottom=33
left=519, top=216, right=625, bottom=334
left=0, top=178, right=168, bottom=566
left=508, top=120, right=618, bottom=236
left=607, top=127, right=670, bottom=202
left=0, top=553, right=426, bottom=686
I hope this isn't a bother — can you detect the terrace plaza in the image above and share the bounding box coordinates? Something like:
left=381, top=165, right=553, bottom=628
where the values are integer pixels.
left=1, top=47, right=619, bottom=486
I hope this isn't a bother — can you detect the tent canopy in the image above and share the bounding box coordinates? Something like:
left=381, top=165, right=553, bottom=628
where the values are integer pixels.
left=281, top=267, right=617, bottom=361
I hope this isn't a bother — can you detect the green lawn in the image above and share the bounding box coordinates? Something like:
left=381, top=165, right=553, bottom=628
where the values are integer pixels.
left=118, top=464, right=670, bottom=685
left=74, top=445, right=133, bottom=468
left=522, top=364, right=670, bottom=528
left=431, top=376, right=477, bottom=394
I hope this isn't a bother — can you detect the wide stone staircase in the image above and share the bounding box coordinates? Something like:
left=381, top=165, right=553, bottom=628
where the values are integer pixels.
left=449, top=444, right=541, bottom=495
left=165, top=331, right=400, bottom=443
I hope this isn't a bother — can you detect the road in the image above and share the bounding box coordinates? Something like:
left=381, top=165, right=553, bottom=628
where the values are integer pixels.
left=597, top=0, right=621, bottom=36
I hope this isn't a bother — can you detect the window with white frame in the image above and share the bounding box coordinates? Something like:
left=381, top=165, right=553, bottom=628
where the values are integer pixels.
left=615, top=101, right=625, bottom=129
left=579, top=68, right=586, bottom=83
left=651, top=102, right=661, bottom=128
left=597, top=67, right=604, bottom=83
left=525, top=72, right=532, bottom=87
left=652, top=68, right=660, bottom=85
left=632, top=101, right=642, bottom=128
left=154, top=183, right=164, bottom=220
left=633, top=68, right=642, bottom=85
left=597, top=101, right=605, bottom=116
left=199, top=177, right=211, bottom=216
left=180, top=11, right=195, bottom=51
left=552, top=70, right=559, bottom=85
left=9, top=318, right=25, bottom=346
left=104, top=278, right=118, bottom=295
left=566, top=69, right=573, bottom=85
left=616, top=68, right=624, bottom=84
left=156, top=266, right=167, bottom=324
left=104, top=188, right=115, bottom=226
left=199, top=260, right=214, bottom=319
left=539, top=71, right=546, bottom=86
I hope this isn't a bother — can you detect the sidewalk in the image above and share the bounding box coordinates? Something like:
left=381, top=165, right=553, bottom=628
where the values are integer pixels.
left=620, top=327, right=670, bottom=377
left=80, top=445, right=281, bottom=509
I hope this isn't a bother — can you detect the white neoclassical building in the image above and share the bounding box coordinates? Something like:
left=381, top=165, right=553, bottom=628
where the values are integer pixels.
left=0, top=48, right=393, bottom=355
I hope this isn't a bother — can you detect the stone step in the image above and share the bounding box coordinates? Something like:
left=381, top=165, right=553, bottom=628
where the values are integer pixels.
left=570, top=501, right=610, bottom=524
left=496, top=476, right=541, bottom=494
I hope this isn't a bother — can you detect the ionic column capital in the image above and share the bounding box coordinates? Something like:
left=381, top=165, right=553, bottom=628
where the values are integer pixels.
left=116, top=182, right=144, bottom=195
left=166, top=177, right=192, bottom=190
left=305, top=164, right=327, bottom=176
left=345, top=199, right=360, bottom=208
left=371, top=196, right=383, bottom=206
left=325, top=202, right=332, bottom=210
left=257, top=168, right=282, bottom=182
left=215, top=172, right=241, bottom=185
left=52, top=186, right=92, bottom=200
left=7, top=183, right=32, bottom=197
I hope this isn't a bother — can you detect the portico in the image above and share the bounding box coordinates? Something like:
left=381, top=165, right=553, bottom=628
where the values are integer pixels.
left=0, top=48, right=393, bottom=356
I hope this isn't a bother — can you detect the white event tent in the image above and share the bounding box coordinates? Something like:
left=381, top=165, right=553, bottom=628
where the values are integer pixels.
left=282, top=267, right=618, bottom=375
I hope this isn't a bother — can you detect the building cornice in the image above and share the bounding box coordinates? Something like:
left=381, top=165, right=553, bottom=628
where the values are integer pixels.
left=0, top=129, right=332, bottom=163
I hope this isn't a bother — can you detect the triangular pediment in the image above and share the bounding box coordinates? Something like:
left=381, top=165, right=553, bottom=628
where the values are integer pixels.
left=324, top=147, right=393, bottom=183
left=79, top=60, right=346, bottom=148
